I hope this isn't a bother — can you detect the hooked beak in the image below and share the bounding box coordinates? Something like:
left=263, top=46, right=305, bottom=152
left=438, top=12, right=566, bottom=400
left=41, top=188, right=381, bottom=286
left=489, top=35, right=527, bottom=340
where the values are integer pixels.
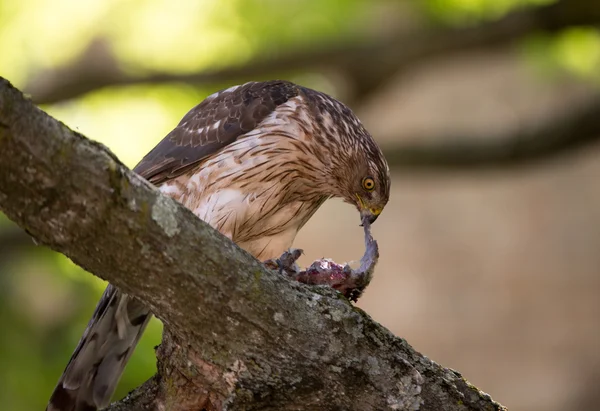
left=360, top=208, right=381, bottom=225
left=356, top=194, right=382, bottom=225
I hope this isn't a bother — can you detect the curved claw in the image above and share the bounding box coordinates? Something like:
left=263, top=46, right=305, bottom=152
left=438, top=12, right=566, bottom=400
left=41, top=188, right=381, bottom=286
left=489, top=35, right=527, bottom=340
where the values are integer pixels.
left=263, top=248, right=303, bottom=276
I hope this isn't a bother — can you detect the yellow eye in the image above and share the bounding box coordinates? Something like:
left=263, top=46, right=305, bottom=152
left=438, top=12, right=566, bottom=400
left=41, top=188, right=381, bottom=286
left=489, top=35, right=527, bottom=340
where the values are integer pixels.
left=362, top=177, right=375, bottom=192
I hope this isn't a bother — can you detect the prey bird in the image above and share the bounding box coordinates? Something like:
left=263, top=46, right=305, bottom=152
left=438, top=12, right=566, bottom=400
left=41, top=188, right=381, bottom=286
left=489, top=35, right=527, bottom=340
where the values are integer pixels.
left=47, top=80, right=391, bottom=411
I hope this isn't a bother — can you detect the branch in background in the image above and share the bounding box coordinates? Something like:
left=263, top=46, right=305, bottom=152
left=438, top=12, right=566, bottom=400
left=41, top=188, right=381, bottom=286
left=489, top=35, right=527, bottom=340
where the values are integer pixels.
left=25, top=0, right=600, bottom=105
left=385, top=96, right=600, bottom=169
left=0, top=79, right=505, bottom=410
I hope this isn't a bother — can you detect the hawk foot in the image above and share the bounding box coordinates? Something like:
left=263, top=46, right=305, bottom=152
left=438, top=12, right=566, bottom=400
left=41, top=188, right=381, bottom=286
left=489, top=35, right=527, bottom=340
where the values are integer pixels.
left=263, top=248, right=303, bottom=276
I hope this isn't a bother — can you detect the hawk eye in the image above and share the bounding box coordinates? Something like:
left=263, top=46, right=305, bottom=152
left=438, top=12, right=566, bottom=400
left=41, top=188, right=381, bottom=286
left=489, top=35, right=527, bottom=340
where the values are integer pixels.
left=362, top=177, right=375, bottom=192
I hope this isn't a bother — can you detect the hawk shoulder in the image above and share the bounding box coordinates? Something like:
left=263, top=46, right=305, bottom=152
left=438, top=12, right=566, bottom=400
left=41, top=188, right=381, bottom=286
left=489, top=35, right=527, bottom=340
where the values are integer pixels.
left=134, top=80, right=300, bottom=185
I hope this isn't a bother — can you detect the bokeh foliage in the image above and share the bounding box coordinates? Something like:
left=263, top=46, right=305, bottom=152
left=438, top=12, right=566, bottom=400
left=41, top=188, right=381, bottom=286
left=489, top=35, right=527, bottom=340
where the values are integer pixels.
left=422, top=0, right=556, bottom=24
left=0, top=0, right=599, bottom=410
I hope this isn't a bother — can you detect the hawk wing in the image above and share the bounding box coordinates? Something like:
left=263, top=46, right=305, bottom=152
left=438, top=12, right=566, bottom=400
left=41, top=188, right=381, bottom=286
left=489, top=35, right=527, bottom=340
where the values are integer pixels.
left=133, top=80, right=300, bottom=185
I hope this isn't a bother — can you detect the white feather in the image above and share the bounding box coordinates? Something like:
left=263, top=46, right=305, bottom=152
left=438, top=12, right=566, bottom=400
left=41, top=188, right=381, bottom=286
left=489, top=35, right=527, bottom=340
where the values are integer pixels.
left=159, top=183, right=181, bottom=196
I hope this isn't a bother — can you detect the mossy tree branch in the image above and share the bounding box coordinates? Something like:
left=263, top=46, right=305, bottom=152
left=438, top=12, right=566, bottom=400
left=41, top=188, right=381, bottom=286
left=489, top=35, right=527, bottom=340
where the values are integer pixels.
left=0, top=78, right=504, bottom=410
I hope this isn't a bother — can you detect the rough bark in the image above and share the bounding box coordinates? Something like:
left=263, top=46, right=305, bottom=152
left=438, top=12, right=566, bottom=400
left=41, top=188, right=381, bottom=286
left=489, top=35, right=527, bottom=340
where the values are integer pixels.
left=0, top=78, right=505, bottom=410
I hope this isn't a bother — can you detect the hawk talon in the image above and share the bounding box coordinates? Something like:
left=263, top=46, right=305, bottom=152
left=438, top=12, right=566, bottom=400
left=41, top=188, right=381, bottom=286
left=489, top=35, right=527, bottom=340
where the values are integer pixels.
left=275, top=258, right=288, bottom=276
left=263, top=248, right=303, bottom=277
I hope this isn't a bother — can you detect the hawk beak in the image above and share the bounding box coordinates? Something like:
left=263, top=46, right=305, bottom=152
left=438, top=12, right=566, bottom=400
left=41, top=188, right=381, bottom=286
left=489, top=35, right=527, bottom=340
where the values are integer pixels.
left=360, top=207, right=382, bottom=226
left=356, top=194, right=382, bottom=226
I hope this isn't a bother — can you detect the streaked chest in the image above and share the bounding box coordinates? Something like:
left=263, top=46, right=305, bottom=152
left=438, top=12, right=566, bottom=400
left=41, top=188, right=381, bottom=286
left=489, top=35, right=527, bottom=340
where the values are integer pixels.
left=159, top=181, right=322, bottom=259
left=157, top=100, right=325, bottom=258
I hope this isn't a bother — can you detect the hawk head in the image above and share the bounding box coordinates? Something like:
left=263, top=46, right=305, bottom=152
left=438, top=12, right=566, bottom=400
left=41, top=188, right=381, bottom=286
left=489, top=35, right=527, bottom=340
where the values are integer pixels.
left=301, top=87, right=391, bottom=225
left=345, top=154, right=390, bottom=225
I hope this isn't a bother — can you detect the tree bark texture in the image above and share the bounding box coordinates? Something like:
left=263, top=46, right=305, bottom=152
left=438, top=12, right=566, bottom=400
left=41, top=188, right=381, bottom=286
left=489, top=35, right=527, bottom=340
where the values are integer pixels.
left=0, top=78, right=505, bottom=411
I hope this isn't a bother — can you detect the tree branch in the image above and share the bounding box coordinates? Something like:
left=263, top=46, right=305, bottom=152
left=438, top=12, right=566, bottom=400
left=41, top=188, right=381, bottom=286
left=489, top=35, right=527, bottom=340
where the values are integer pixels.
left=384, top=96, right=600, bottom=170
left=0, top=77, right=504, bottom=410
left=25, top=0, right=600, bottom=105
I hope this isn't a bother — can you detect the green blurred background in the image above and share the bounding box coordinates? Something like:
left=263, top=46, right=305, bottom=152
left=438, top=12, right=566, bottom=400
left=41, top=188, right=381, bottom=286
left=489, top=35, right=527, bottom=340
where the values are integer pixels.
left=1, top=0, right=599, bottom=410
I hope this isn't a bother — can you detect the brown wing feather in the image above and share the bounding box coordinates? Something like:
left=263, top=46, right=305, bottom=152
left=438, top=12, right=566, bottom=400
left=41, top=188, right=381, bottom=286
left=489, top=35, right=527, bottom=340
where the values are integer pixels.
left=46, top=286, right=151, bottom=411
left=134, top=80, right=299, bottom=185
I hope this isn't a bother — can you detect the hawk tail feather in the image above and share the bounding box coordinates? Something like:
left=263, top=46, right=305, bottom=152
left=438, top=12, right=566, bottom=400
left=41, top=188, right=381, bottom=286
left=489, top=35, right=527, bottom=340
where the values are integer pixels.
left=46, top=284, right=152, bottom=411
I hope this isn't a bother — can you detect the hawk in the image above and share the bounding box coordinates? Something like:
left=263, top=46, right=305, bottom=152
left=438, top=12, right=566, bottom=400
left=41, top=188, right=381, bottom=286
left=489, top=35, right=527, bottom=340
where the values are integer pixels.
left=47, top=80, right=390, bottom=411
